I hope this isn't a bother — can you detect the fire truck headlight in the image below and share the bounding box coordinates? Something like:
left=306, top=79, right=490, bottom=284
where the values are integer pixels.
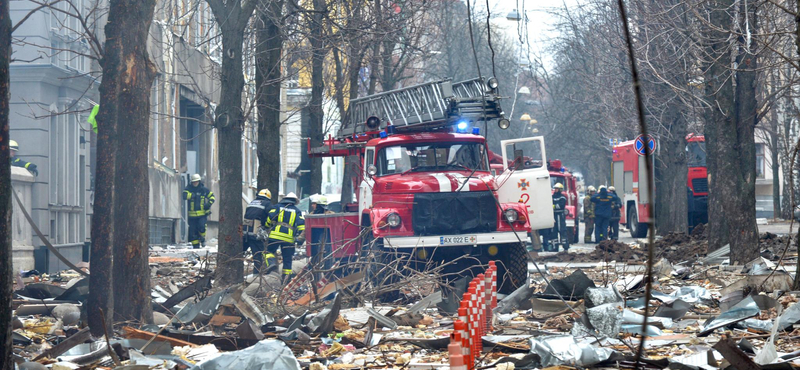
left=487, top=77, right=499, bottom=90
left=503, top=209, right=519, bottom=223
left=367, top=165, right=378, bottom=177
left=387, top=213, right=401, bottom=227
left=498, top=118, right=510, bottom=130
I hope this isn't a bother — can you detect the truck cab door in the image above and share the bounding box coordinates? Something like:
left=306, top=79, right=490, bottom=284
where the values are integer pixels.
left=496, top=136, right=554, bottom=230
left=358, top=148, right=375, bottom=223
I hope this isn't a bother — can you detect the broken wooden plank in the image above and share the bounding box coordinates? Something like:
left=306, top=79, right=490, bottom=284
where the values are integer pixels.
left=712, top=338, right=762, bottom=370
left=33, top=327, right=91, bottom=361
left=122, top=326, right=196, bottom=348
left=289, top=272, right=364, bottom=306
left=208, top=314, right=242, bottom=326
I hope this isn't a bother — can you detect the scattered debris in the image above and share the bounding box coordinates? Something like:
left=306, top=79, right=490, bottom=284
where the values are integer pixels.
left=9, top=230, right=800, bottom=369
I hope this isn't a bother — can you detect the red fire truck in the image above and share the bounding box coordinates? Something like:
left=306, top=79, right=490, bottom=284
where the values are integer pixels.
left=611, top=134, right=708, bottom=237
left=304, top=78, right=554, bottom=292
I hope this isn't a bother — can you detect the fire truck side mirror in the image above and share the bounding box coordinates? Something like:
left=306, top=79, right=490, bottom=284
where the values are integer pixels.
left=367, top=165, right=378, bottom=177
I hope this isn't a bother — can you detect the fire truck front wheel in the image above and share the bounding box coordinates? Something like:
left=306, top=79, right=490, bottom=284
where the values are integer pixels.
left=496, top=242, right=529, bottom=294
left=628, top=207, right=648, bottom=238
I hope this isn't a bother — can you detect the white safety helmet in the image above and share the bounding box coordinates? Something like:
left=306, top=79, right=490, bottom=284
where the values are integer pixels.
left=587, top=185, right=596, bottom=193
left=608, top=186, right=616, bottom=192
left=283, top=192, right=298, bottom=203
left=190, top=173, right=201, bottom=183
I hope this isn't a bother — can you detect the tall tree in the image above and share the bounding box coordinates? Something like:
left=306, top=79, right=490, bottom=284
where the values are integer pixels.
left=634, top=0, right=693, bottom=235
left=205, top=0, right=257, bottom=286
left=703, top=0, right=759, bottom=262
left=306, top=0, right=326, bottom=196
left=109, top=0, right=159, bottom=324
left=256, top=0, right=284, bottom=197
left=0, top=0, right=13, bottom=366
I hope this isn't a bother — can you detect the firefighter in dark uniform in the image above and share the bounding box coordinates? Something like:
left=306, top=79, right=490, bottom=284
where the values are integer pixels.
left=266, top=192, right=305, bottom=285
left=9, top=140, right=38, bottom=176
left=549, top=183, right=568, bottom=251
left=608, top=186, right=622, bottom=240
left=591, top=185, right=614, bottom=242
left=183, top=174, right=215, bottom=249
left=243, top=188, right=272, bottom=274
left=309, top=194, right=332, bottom=269
left=583, top=186, right=596, bottom=243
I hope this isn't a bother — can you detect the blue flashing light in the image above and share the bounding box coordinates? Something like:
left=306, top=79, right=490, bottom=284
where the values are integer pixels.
left=472, top=127, right=480, bottom=135
left=456, top=121, right=469, bottom=133
left=379, top=131, right=388, bottom=138
left=560, top=167, right=566, bottom=173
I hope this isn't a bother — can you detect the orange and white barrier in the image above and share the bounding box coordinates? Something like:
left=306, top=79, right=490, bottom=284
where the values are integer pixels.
left=450, top=261, right=498, bottom=370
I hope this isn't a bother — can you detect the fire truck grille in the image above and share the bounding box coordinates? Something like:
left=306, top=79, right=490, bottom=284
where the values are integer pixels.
left=692, top=178, right=708, bottom=193
left=412, top=191, right=498, bottom=236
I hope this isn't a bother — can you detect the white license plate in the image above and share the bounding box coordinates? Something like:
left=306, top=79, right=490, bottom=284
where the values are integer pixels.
left=439, top=235, right=477, bottom=245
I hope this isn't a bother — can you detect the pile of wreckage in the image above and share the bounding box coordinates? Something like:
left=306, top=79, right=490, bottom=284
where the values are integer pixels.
left=8, top=237, right=800, bottom=370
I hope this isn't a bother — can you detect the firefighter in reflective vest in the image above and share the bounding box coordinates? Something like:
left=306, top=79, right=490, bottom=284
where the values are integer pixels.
left=266, top=192, right=305, bottom=284
left=9, top=140, right=38, bottom=176
left=183, top=174, right=215, bottom=249
left=243, top=188, right=272, bottom=274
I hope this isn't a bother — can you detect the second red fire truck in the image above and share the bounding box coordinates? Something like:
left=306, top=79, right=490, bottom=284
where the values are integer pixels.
left=611, top=134, right=708, bottom=237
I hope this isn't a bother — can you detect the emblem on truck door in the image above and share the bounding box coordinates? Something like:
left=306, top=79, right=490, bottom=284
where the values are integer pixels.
left=518, top=179, right=530, bottom=191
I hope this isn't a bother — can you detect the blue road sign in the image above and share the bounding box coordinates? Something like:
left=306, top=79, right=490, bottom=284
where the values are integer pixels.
left=634, top=135, right=656, bottom=156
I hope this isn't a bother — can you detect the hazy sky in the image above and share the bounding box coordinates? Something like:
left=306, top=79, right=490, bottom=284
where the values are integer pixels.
left=486, top=0, right=582, bottom=67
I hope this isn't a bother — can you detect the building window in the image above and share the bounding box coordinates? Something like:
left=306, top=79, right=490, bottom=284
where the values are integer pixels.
left=756, top=144, right=765, bottom=179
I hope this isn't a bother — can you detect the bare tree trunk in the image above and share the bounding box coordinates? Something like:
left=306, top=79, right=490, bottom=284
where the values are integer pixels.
left=655, top=114, right=688, bottom=234
left=0, top=0, right=13, bottom=366
left=704, top=0, right=759, bottom=263
left=206, top=0, right=257, bottom=286
left=307, top=0, right=325, bottom=196
left=771, top=113, right=781, bottom=219
left=256, top=0, right=284, bottom=196
left=109, top=0, right=158, bottom=324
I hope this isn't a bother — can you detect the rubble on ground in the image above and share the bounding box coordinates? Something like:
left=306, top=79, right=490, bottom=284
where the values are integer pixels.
left=8, top=235, right=800, bottom=370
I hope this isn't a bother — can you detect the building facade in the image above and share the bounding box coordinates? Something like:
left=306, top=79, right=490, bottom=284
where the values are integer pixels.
left=9, top=1, right=259, bottom=273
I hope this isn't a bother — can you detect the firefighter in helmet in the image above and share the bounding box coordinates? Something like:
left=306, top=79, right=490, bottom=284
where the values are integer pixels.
left=590, top=185, right=614, bottom=242
left=583, top=186, right=596, bottom=243
left=309, top=194, right=332, bottom=269
left=9, top=140, right=38, bottom=176
left=546, top=182, right=568, bottom=251
left=266, top=192, right=305, bottom=284
left=243, top=188, right=272, bottom=274
left=183, top=174, right=215, bottom=249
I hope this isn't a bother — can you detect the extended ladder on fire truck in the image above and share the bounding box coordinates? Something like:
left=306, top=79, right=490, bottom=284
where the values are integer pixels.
left=343, top=77, right=505, bottom=135
left=310, top=77, right=507, bottom=156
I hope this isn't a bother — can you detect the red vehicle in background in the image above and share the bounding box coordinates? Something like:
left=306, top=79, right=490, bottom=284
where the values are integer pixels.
left=611, top=135, right=708, bottom=237
left=548, top=160, right=580, bottom=243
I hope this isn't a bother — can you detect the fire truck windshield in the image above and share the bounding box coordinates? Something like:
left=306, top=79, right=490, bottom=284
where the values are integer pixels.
left=376, top=142, right=489, bottom=176
left=687, top=142, right=706, bottom=167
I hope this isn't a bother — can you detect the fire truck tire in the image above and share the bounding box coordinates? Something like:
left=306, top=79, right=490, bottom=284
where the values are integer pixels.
left=628, top=208, right=648, bottom=238
left=497, top=242, right=528, bottom=294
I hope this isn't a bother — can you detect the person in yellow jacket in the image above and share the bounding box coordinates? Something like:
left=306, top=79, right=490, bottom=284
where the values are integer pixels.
left=265, top=192, right=304, bottom=285
left=583, top=186, right=596, bottom=243
left=183, top=174, right=215, bottom=248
